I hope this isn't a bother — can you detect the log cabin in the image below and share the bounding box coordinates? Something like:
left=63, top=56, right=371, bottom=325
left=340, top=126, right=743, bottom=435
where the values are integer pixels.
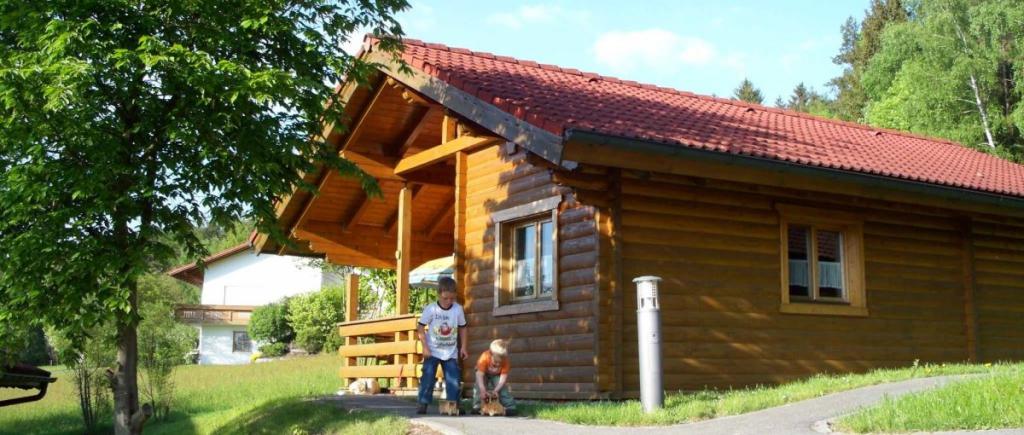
left=254, top=36, right=1024, bottom=399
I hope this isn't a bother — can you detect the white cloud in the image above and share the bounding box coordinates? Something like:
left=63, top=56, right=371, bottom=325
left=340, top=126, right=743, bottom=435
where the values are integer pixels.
left=593, top=29, right=717, bottom=72
left=487, top=4, right=561, bottom=29
left=722, top=52, right=747, bottom=77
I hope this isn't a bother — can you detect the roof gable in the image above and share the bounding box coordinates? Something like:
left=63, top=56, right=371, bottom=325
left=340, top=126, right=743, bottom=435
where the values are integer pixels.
left=372, top=37, right=1024, bottom=200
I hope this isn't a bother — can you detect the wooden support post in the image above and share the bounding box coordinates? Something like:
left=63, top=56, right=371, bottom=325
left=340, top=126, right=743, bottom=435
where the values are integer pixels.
left=961, top=218, right=979, bottom=362
left=610, top=169, right=624, bottom=398
left=454, top=151, right=468, bottom=305
left=396, top=183, right=412, bottom=315
left=345, top=274, right=359, bottom=322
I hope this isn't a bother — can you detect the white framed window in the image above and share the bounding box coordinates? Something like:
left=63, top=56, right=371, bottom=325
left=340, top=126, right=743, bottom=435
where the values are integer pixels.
left=492, top=195, right=561, bottom=316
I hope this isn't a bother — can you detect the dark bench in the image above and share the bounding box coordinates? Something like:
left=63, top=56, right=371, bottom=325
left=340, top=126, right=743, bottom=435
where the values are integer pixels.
left=0, top=363, right=57, bottom=407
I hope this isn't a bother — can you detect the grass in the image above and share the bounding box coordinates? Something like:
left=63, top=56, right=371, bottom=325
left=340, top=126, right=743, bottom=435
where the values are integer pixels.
left=0, top=354, right=404, bottom=435
left=519, top=362, right=1017, bottom=426
left=837, top=365, right=1024, bottom=433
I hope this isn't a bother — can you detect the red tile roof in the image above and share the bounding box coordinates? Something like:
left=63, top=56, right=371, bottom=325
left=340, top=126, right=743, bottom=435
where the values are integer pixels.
left=373, top=37, right=1024, bottom=199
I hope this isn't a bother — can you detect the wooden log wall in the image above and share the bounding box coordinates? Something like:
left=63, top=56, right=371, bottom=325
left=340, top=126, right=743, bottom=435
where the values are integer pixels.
left=461, top=145, right=601, bottom=399
left=971, top=217, right=1024, bottom=362
left=580, top=169, right=990, bottom=394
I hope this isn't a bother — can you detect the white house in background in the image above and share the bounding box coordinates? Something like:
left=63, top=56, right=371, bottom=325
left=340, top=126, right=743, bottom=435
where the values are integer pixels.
left=169, top=242, right=336, bottom=365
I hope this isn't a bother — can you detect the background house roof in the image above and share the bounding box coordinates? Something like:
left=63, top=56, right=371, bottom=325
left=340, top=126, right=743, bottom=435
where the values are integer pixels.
left=167, top=243, right=251, bottom=287
left=379, top=37, right=1024, bottom=199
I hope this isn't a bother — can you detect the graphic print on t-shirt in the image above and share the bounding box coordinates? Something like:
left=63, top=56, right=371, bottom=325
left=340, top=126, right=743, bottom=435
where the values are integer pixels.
left=432, top=320, right=456, bottom=348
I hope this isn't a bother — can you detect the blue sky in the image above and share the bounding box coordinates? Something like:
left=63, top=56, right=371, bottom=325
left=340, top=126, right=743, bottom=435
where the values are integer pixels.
left=368, top=1, right=868, bottom=104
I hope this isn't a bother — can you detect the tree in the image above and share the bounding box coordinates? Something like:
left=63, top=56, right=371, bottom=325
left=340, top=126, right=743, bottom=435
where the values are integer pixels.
left=861, top=0, right=1024, bottom=159
left=829, top=0, right=909, bottom=121
left=779, top=82, right=834, bottom=116
left=287, top=287, right=344, bottom=354
left=732, top=78, right=765, bottom=104
left=249, top=301, right=294, bottom=345
left=0, top=2, right=406, bottom=433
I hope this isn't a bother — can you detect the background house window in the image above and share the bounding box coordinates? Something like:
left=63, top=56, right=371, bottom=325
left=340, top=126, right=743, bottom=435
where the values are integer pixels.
left=778, top=204, right=866, bottom=316
left=232, top=331, right=252, bottom=353
left=491, top=195, right=561, bottom=316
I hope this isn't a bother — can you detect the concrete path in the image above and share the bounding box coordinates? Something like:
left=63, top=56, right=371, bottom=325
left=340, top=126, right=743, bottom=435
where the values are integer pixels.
left=328, top=375, right=1024, bottom=435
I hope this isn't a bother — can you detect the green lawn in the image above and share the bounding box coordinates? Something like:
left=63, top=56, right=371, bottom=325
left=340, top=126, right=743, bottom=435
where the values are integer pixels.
left=837, top=366, right=1024, bottom=433
left=0, top=354, right=406, bottom=435
left=519, top=362, right=1018, bottom=426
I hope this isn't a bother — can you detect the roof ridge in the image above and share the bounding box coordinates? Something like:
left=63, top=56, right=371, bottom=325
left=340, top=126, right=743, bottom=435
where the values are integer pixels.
left=390, top=35, right=976, bottom=152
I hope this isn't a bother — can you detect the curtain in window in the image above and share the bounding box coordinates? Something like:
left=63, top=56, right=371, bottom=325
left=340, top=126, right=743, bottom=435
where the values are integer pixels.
left=788, top=259, right=809, bottom=287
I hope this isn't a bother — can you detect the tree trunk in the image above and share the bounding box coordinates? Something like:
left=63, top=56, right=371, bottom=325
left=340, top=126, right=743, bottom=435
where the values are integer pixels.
left=112, top=281, right=151, bottom=435
left=948, top=8, right=997, bottom=150
left=967, top=73, right=997, bottom=149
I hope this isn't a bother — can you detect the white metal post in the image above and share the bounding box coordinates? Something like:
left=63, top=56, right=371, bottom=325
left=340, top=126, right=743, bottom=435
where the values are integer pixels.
left=634, top=275, right=663, bottom=413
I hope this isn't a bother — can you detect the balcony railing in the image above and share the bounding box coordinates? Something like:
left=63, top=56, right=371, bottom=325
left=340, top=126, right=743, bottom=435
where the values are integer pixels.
left=338, top=314, right=431, bottom=392
left=174, top=304, right=255, bottom=326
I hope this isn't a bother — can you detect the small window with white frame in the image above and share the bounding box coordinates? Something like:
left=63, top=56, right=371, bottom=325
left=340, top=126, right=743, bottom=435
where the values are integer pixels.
left=492, top=195, right=561, bottom=316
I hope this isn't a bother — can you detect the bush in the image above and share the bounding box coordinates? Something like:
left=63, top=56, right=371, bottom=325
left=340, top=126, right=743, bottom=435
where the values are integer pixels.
left=288, top=288, right=343, bottom=354
left=47, top=324, right=116, bottom=433
left=249, top=300, right=294, bottom=344
left=138, top=282, right=199, bottom=420
left=259, top=342, right=289, bottom=357
left=324, top=329, right=344, bottom=354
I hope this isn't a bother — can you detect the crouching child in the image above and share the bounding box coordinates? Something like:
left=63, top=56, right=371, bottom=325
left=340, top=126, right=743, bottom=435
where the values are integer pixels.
left=471, top=339, right=516, bottom=416
left=416, top=277, right=468, bottom=414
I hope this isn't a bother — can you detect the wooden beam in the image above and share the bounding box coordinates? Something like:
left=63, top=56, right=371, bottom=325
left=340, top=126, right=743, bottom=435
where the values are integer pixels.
left=427, top=196, right=455, bottom=239
left=442, top=114, right=458, bottom=143
left=610, top=169, right=625, bottom=398
left=336, top=78, right=390, bottom=153
left=341, top=150, right=453, bottom=185
left=386, top=184, right=424, bottom=234
left=961, top=218, right=979, bottom=362
left=454, top=151, right=468, bottom=304
left=367, top=51, right=565, bottom=165
left=344, top=192, right=374, bottom=232
left=396, top=184, right=413, bottom=315
left=395, top=106, right=436, bottom=157
left=345, top=273, right=359, bottom=322
left=394, top=135, right=501, bottom=175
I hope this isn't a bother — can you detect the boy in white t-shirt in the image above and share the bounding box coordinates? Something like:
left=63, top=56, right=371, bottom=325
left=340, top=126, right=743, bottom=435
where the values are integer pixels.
left=416, top=277, right=468, bottom=414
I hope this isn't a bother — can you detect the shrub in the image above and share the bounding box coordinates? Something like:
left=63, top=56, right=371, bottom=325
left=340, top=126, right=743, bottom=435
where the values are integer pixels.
left=47, top=324, right=116, bottom=433
left=324, top=329, right=344, bottom=354
left=138, top=301, right=198, bottom=419
left=288, top=289, right=343, bottom=354
left=259, top=342, right=289, bottom=358
left=249, top=300, right=294, bottom=344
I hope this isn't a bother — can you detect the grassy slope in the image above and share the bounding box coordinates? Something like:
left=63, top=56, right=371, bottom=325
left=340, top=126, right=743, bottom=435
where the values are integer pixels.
left=519, top=362, right=1017, bottom=426
left=0, top=354, right=404, bottom=435
left=837, top=366, right=1024, bottom=432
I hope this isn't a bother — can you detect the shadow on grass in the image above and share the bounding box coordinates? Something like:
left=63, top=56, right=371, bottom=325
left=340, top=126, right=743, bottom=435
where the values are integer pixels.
left=0, top=409, right=107, bottom=435
left=211, top=397, right=408, bottom=435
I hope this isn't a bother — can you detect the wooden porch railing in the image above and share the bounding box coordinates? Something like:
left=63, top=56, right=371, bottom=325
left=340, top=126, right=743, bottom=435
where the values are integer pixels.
left=174, top=304, right=255, bottom=326
left=337, top=314, right=426, bottom=391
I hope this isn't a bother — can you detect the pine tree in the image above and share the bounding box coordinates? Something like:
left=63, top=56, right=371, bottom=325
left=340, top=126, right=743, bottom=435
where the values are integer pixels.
left=829, top=0, right=909, bottom=121
left=733, top=78, right=765, bottom=104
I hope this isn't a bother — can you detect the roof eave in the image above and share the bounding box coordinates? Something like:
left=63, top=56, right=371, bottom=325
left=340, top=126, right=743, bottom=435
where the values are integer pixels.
left=563, top=129, right=1024, bottom=217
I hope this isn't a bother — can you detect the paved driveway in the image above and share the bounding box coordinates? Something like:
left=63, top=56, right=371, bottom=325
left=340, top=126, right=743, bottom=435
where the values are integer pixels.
left=330, top=375, right=1022, bottom=435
